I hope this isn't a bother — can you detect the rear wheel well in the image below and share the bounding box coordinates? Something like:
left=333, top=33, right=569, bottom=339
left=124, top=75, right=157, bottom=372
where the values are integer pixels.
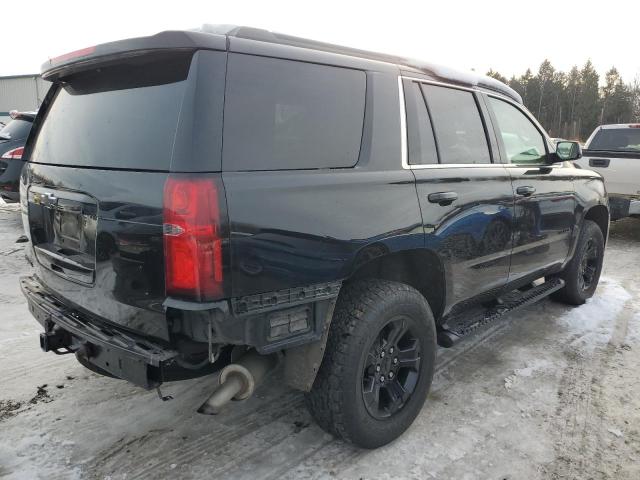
left=347, top=249, right=445, bottom=320
left=584, top=205, right=609, bottom=241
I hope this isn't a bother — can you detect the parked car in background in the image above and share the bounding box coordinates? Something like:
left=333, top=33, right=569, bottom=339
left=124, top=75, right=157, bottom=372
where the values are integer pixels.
left=19, top=26, right=607, bottom=449
left=0, top=110, right=35, bottom=202
left=576, top=124, right=640, bottom=219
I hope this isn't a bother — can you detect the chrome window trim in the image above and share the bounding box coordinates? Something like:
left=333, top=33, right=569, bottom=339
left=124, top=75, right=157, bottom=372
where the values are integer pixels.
left=398, top=75, right=504, bottom=170
left=398, top=75, right=409, bottom=170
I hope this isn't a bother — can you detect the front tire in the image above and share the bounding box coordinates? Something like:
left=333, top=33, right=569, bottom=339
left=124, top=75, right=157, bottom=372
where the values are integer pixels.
left=305, top=279, right=436, bottom=448
left=551, top=220, right=605, bottom=305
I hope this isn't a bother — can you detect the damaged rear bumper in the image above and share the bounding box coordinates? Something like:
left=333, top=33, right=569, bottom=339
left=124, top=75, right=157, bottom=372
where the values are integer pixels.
left=20, top=275, right=178, bottom=389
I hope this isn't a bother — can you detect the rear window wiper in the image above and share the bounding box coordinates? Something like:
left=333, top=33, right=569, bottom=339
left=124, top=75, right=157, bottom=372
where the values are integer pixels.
left=0, top=133, right=11, bottom=140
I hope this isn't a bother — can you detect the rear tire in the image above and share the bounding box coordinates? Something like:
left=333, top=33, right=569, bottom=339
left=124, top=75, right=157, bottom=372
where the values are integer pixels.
left=551, top=220, right=604, bottom=305
left=305, top=279, right=436, bottom=448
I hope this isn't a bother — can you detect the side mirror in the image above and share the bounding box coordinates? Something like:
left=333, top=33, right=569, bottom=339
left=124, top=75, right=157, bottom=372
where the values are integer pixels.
left=553, top=141, right=582, bottom=162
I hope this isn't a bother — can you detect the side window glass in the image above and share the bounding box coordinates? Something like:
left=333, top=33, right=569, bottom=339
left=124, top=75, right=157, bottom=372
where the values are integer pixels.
left=223, top=54, right=366, bottom=171
left=488, top=97, right=547, bottom=164
left=405, top=82, right=438, bottom=165
left=420, top=84, right=491, bottom=164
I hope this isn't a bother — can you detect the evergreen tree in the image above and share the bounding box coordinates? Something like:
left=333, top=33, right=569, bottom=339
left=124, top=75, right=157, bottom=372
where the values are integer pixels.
left=486, top=69, right=508, bottom=84
left=630, top=77, right=640, bottom=122
left=486, top=60, right=635, bottom=140
left=565, top=66, right=581, bottom=138
left=576, top=60, right=600, bottom=139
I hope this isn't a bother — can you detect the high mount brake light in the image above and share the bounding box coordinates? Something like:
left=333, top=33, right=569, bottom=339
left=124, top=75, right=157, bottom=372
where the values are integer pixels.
left=163, top=176, right=225, bottom=302
left=51, top=45, right=96, bottom=64
left=1, top=147, right=24, bottom=160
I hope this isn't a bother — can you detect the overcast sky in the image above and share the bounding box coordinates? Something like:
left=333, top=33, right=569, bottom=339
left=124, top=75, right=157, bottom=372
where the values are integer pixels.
left=4, top=0, right=638, bottom=83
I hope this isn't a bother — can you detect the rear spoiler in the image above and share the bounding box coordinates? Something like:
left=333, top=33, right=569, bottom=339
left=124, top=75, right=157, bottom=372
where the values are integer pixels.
left=41, top=30, right=227, bottom=81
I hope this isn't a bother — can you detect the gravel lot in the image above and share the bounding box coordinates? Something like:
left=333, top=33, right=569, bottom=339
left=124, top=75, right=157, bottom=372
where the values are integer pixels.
left=1, top=203, right=639, bottom=480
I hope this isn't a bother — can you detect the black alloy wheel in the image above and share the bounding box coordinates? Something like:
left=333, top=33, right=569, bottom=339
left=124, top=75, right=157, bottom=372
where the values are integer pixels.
left=578, top=237, right=599, bottom=291
left=362, top=316, right=421, bottom=419
left=551, top=219, right=604, bottom=305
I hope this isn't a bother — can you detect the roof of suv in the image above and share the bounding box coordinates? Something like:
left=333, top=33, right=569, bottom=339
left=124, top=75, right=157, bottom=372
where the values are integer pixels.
left=41, top=25, right=522, bottom=104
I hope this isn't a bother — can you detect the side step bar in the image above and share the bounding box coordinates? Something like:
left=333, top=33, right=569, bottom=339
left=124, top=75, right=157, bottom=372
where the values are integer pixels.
left=437, top=278, right=565, bottom=348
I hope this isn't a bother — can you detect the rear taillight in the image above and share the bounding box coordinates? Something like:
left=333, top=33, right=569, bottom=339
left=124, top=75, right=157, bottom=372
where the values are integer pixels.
left=163, top=175, right=226, bottom=302
left=1, top=147, right=24, bottom=159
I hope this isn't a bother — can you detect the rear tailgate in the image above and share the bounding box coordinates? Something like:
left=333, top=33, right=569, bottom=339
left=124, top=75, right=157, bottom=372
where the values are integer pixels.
left=579, top=126, right=640, bottom=197
left=23, top=46, right=227, bottom=341
left=577, top=151, right=640, bottom=197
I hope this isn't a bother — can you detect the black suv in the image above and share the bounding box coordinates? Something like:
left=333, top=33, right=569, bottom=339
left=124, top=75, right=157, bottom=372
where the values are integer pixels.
left=0, top=111, right=35, bottom=202
left=20, top=26, right=608, bottom=448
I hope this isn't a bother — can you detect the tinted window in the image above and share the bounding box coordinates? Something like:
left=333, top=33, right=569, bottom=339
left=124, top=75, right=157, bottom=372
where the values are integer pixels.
left=0, top=119, right=33, bottom=140
left=421, top=84, right=491, bottom=164
left=405, top=82, right=438, bottom=165
left=223, top=55, right=366, bottom=171
left=489, top=97, right=546, bottom=164
left=29, top=52, right=192, bottom=170
left=588, top=128, right=640, bottom=152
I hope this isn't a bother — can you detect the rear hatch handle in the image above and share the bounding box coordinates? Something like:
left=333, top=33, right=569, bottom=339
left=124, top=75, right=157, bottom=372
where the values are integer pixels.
left=34, top=246, right=95, bottom=284
left=589, top=158, right=610, bottom=168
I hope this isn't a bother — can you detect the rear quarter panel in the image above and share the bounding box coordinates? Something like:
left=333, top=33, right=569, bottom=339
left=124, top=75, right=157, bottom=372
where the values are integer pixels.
left=223, top=169, right=423, bottom=297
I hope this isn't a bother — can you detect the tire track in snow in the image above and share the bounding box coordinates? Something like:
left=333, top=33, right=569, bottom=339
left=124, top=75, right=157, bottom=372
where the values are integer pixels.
left=545, top=279, right=634, bottom=480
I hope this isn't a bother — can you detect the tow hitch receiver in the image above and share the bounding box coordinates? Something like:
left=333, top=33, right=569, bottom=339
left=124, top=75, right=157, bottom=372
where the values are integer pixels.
left=40, top=321, right=73, bottom=355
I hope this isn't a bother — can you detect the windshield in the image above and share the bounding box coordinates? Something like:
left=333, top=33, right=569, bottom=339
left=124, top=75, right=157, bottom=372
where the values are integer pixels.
left=29, top=52, right=193, bottom=171
left=0, top=118, right=33, bottom=140
left=588, top=128, right=640, bottom=152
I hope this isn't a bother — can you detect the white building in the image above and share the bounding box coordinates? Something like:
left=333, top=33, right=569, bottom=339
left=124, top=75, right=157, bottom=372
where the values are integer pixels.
left=0, top=74, right=50, bottom=124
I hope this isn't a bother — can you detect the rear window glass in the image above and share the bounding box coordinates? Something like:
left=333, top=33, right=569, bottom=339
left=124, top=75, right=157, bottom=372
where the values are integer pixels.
left=223, top=54, right=366, bottom=171
left=0, top=118, right=33, bottom=140
left=29, top=52, right=192, bottom=170
left=421, top=84, right=491, bottom=164
left=588, top=128, right=640, bottom=152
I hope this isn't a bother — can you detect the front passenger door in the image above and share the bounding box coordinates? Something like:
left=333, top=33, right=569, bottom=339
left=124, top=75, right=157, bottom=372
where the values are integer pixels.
left=485, top=95, right=576, bottom=284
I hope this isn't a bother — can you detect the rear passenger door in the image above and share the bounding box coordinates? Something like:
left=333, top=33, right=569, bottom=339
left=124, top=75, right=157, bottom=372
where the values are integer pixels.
left=484, top=95, right=575, bottom=283
left=404, top=79, right=515, bottom=311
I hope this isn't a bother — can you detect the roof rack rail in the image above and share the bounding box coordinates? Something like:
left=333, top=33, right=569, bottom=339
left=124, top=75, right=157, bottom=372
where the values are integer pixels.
left=195, top=24, right=523, bottom=104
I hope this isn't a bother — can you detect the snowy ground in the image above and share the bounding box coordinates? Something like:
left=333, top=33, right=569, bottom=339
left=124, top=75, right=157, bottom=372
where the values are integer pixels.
left=0, top=205, right=639, bottom=480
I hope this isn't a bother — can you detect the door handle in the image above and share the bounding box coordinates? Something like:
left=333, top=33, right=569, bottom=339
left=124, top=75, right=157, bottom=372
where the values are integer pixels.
left=516, top=186, right=536, bottom=197
left=428, top=191, right=458, bottom=206
left=589, top=158, right=610, bottom=168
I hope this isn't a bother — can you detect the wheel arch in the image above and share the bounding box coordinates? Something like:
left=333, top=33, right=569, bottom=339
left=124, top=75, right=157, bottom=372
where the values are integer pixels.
left=346, top=248, right=446, bottom=321
left=584, top=204, right=610, bottom=243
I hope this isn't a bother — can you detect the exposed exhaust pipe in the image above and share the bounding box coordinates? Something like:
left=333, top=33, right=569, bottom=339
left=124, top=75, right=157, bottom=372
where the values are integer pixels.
left=198, top=349, right=278, bottom=415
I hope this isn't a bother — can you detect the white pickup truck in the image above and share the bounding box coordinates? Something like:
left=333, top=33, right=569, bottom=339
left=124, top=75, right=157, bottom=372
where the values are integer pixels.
left=575, top=123, right=640, bottom=220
